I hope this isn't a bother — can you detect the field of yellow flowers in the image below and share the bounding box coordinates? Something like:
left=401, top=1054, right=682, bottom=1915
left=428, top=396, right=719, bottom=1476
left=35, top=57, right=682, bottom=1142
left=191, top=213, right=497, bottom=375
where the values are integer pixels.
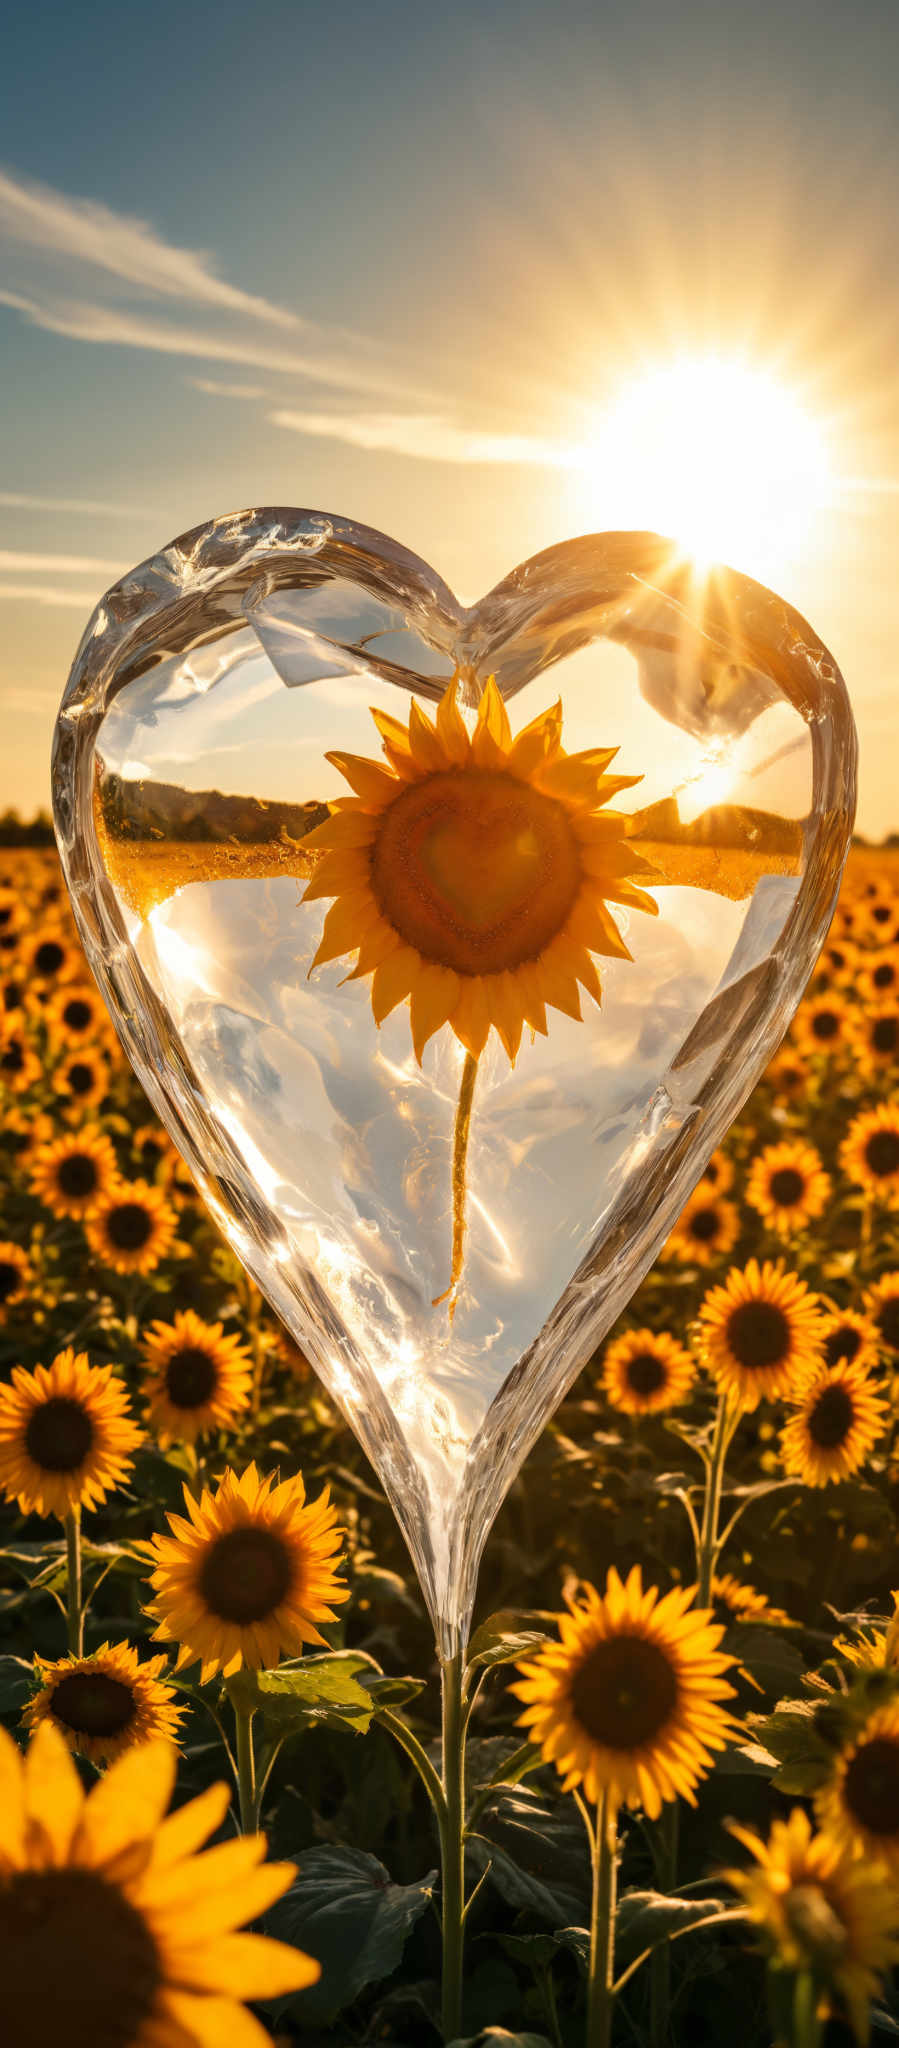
left=4, top=843, right=899, bottom=2048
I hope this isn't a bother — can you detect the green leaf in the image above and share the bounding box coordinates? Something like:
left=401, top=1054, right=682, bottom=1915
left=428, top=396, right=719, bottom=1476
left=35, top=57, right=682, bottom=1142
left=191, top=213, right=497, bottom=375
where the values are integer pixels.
left=495, top=1931, right=560, bottom=1970
left=468, top=1785, right=590, bottom=1925
left=359, top=1671, right=427, bottom=1710
left=264, top=1845, right=436, bottom=2022
left=614, top=1889, right=735, bottom=1968
left=226, top=1653, right=375, bottom=1735
left=466, top=1611, right=550, bottom=1674
left=728, top=1626, right=806, bottom=1696
left=0, top=1654, right=34, bottom=1712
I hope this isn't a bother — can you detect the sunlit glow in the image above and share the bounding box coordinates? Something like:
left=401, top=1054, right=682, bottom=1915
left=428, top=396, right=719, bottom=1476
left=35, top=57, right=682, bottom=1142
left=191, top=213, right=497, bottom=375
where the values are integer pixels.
left=573, top=354, right=833, bottom=581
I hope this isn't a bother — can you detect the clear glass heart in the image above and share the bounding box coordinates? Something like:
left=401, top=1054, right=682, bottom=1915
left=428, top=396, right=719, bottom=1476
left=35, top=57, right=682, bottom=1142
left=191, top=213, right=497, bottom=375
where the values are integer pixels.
left=52, top=511, right=856, bottom=1651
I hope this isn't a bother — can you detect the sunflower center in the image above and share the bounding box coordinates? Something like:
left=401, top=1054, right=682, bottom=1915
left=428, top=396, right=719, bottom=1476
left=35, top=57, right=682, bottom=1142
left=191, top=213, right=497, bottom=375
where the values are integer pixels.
left=2, top=1039, right=25, bottom=1074
left=873, top=963, right=896, bottom=988
left=873, top=1018, right=898, bottom=1054
left=824, top=1326, right=861, bottom=1368
left=0, top=1866, right=161, bottom=2048
left=726, top=1300, right=790, bottom=1371
left=25, top=1397, right=94, bottom=1472
left=63, top=999, right=93, bottom=1031
left=625, top=1352, right=667, bottom=1396
left=58, top=1153, right=99, bottom=1199
left=769, top=1168, right=805, bottom=1207
left=34, top=940, right=64, bottom=975
left=688, top=1205, right=720, bottom=1243
left=865, top=1131, right=899, bottom=1176
left=370, top=768, right=582, bottom=975
left=844, top=1737, right=899, bottom=1836
left=107, top=1202, right=153, bottom=1251
left=873, top=905, right=892, bottom=924
left=569, top=1633, right=678, bottom=1749
left=199, top=1523, right=293, bottom=1622
left=811, top=1011, right=839, bottom=1040
left=876, top=1298, right=899, bottom=1353
left=0, top=1259, right=23, bottom=1301
left=68, top=1062, right=94, bottom=1096
left=50, top=1671, right=137, bottom=1737
left=807, top=1383, right=854, bottom=1449
left=164, top=1346, right=218, bottom=1409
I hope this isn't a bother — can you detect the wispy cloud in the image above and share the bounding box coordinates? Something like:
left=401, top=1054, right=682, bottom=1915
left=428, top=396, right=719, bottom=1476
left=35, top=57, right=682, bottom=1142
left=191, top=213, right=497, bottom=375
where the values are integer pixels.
left=190, top=378, right=271, bottom=400
left=0, top=584, right=102, bottom=610
left=0, top=167, right=297, bottom=327
left=0, top=492, right=145, bottom=517
left=0, top=168, right=433, bottom=403
left=269, top=407, right=575, bottom=467
left=0, top=550, right=125, bottom=574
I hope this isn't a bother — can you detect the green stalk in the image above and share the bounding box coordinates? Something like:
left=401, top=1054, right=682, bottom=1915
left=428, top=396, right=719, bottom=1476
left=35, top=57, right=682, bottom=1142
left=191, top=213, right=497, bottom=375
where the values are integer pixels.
left=790, top=1969, right=823, bottom=2048
left=64, top=1508, right=83, bottom=1656
left=650, top=1801, right=677, bottom=2046
left=234, top=1703, right=257, bottom=1834
left=439, top=1648, right=466, bottom=2043
left=586, top=1790, right=617, bottom=2048
left=696, top=1394, right=735, bottom=1607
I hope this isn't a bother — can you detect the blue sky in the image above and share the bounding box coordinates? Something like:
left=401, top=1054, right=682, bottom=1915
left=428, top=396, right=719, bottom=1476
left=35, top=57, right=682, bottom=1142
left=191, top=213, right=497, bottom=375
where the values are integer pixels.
left=2, top=0, right=898, bottom=829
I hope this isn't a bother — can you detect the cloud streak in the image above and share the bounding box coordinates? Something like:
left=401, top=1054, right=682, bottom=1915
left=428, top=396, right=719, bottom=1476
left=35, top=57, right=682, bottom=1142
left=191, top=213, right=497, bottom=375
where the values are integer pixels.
left=269, top=406, right=576, bottom=468
left=0, top=550, right=125, bottom=574
left=0, top=492, right=146, bottom=517
left=0, top=167, right=297, bottom=327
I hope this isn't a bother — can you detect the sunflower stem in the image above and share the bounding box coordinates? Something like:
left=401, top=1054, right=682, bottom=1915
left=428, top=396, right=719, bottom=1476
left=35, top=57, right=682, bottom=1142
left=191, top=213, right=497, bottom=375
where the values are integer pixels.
left=234, top=1702, right=258, bottom=1834
left=586, top=1789, right=617, bottom=2048
left=439, top=1647, right=466, bottom=2043
left=433, top=1052, right=479, bottom=1318
left=63, top=1508, right=83, bottom=1656
left=696, top=1394, right=735, bottom=1607
left=790, top=1967, right=823, bottom=2048
left=649, top=1801, right=678, bottom=2046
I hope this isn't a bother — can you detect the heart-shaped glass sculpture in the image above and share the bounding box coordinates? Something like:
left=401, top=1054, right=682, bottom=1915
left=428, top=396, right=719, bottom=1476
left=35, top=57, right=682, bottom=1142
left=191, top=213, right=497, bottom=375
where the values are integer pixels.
left=52, top=511, right=856, bottom=1651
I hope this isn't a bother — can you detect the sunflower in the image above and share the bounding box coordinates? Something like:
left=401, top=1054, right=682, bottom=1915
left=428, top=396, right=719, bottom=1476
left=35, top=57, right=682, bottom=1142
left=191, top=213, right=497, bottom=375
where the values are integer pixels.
left=746, top=1139, right=831, bottom=1237
left=0, top=1239, right=32, bottom=1319
left=696, top=1259, right=824, bottom=1411
left=793, top=994, right=852, bottom=1058
left=832, top=1597, right=899, bottom=1676
left=145, top=1462, right=349, bottom=1680
left=0, top=884, right=22, bottom=937
left=45, top=980, right=111, bottom=1044
left=841, top=1104, right=899, bottom=1209
left=724, top=1808, right=899, bottom=2045
left=864, top=897, right=899, bottom=941
left=56, top=1048, right=110, bottom=1114
left=29, top=1128, right=120, bottom=1221
left=0, top=1349, right=141, bottom=1519
left=859, top=947, right=899, bottom=1004
left=701, top=1149, right=735, bottom=1195
left=85, top=1180, right=178, bottom=1275
left=763, top=1047, right=809, bottom=1099
left=140, top=1310, right=254, bottom=1444
left=662, top=1187, right=741, bottom=1266
left=132, top=1122, right=178, bottom=1184
left=711, top=1574, right=795, bottom=1631
left=780, top=1360, right=887, bottom=1488
left=0, top=1720, right=318, bottom=2048
left=851, top=1002, right=899, bottom=1074
left=1, top=1106, right=54, bottom=1167
left=302, top=674, right=657, bottom=1303
left=511, top=1566, right=738, bottom=1819
left=24, top=1641, right=184, bottom=1765
left=22, top=925, right=79, bottom=988
left=819, top=1305, right=882, bottom=1375
left=816, top=1700, right=899, bottom=1877
left=601, top=1327, right=696, bottom=1415
left=0, top=1026, right=42, bottom=1094
left=864, top=1273, right=899, bottom=1360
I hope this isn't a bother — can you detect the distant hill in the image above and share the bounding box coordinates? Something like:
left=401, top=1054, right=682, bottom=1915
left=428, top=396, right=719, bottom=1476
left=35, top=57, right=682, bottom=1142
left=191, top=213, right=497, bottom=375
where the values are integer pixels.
left=98, top=774, right=328, bottom=846
left=626, top=795, right=804, bottom=858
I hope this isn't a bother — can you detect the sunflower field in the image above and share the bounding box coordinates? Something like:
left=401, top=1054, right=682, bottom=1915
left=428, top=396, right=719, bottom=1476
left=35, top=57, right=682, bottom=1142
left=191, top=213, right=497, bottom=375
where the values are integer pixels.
left=4, top=841, right=899, bottom=2048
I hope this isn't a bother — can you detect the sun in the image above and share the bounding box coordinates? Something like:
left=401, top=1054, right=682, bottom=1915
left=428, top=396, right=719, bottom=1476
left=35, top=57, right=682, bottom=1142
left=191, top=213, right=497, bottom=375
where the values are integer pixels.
left=576, top=353, right=832, bottom=580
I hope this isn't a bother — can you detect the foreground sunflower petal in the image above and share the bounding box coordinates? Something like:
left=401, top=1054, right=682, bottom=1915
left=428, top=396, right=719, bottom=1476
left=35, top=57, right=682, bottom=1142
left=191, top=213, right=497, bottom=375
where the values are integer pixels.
left=0, top=1721, right=318, bottom=2048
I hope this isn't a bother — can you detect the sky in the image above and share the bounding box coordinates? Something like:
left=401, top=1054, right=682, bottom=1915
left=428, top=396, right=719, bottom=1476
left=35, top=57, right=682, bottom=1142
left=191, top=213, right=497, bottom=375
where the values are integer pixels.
left=2, top=0, right=898, bottom=833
